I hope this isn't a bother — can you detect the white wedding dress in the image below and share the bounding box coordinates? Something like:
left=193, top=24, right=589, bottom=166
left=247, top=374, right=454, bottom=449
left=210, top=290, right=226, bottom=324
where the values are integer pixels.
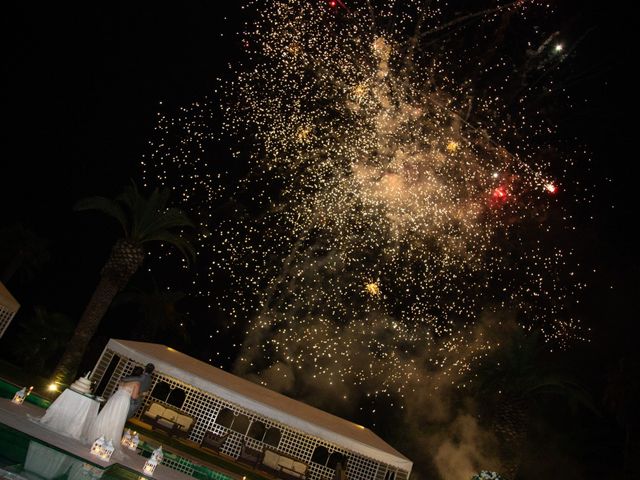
left=86, top=383, right=133, bottom=446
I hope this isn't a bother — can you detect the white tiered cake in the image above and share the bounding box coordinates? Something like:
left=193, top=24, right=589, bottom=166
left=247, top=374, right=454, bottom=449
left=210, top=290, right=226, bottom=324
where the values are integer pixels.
left=70, top=373, right=93, bottom=394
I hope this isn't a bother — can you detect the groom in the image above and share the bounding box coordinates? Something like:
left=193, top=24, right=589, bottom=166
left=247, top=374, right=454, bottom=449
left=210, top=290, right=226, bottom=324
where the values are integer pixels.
left=123, top=363, right=155, bottom=419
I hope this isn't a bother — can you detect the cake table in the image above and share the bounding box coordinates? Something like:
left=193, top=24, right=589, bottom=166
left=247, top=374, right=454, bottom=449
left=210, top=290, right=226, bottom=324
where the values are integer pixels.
left=38, top=388, right=101, bottom=441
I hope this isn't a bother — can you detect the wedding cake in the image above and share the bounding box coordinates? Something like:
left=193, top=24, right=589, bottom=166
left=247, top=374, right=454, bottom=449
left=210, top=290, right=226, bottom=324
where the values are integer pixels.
left=70, top=373, right=93, bottom=394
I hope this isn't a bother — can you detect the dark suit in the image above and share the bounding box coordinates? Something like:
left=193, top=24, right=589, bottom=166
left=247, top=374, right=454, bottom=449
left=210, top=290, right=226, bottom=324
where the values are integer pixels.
left=122, top=372, right=153, bottom=418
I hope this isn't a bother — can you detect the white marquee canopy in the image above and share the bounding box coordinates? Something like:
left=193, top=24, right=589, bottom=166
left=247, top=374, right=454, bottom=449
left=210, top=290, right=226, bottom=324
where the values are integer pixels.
left=104, top=339, right=412, bottom=472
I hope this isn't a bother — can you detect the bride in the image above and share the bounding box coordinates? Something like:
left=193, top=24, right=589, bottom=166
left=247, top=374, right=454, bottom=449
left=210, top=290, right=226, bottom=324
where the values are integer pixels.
left=86, top=366, right=142, bottom=447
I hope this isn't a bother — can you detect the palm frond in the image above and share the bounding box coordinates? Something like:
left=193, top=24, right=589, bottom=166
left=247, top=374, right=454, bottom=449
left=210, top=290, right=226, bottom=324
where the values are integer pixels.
left=74, top=196, right=129, bottom=236
left=135, top=188, right=171, bottom=238
left=142, top=207, right=195, bottom=237
left=143, top=230, right=197, bottom=265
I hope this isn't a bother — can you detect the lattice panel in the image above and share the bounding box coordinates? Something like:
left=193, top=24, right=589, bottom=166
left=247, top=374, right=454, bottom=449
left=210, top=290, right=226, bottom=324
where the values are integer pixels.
left=89, top=350, right=114, bottom=388
left=305, top=440, right=382, bottom=480
left=0, top=306, right=16, bottom=338
left=95, top=350, right=411, bottom=480
left=395, top=469, right=408, bottom=480
left=374, top=464, right=387, bottom=480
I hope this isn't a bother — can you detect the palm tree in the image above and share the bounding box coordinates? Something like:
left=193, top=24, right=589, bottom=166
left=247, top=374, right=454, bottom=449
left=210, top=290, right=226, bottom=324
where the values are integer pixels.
left=53, top=183, right=195, bottom=384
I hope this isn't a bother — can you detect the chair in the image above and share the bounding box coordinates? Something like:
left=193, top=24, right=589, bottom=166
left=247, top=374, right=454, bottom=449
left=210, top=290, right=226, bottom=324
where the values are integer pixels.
left=261, top=447, right=308, bottom=480
left=201, top=430, right=231, bottom=452
left=143, top=401, right=196, bottom=438
left=237, top=438, right=263, bottom=468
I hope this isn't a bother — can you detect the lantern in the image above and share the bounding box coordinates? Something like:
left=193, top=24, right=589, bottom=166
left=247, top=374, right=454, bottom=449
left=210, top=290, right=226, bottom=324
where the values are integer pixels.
left=132, top=432, right=140, bottom=449
left=151, top=445, right=163, bottom=462
left=121, top=429, right=140, bottom=451
left=101, top=440, right=115, bottom=461
left=142, top=446, right=163, bottom=476
left=90, top=436, right=106, bottom=456
left=142, top=458, right=158, bottom=476
left=90, top=436, right=114, bottom=461
left=12, top=387, right=26, bottom=405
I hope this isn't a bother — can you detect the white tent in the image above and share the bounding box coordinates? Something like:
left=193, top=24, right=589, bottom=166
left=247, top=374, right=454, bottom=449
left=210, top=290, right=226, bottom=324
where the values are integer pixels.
left=105, top=339, right=412, bottom=472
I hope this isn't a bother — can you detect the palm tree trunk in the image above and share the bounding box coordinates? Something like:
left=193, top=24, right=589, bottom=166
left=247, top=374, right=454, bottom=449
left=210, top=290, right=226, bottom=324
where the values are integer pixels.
left=53, top=275, right=122, bottom=384
left=53, top=239, right=144, bottom=384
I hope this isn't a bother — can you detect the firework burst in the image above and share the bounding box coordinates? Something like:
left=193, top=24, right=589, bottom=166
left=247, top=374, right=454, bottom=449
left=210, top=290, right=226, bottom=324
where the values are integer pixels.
left=143, top=0, right=588, bottom=397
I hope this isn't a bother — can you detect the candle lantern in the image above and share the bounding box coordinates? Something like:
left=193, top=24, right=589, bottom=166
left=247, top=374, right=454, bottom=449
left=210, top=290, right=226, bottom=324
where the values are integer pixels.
left=142, top=457, right=158, bottom=476
left=90, top=436, right=106, bottom=456
left=121, top=429, right=140, bottom=451
left=131, top=432, right=140, bottom=450
left=142, top=446, right=163, bottom=476
left=12, top=387, right=26, bottom=405
left=151, top=445, right=163, bottom=463
left=121, top=429, right=132, bottom=446
left=101, top=439, right=115, bottom=461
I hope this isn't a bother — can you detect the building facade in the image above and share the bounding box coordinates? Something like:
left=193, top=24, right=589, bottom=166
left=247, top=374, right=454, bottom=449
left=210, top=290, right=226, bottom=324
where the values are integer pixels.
left=90, top=340, right=412, bottom=480
left=0, top=282, right=19, bottom=339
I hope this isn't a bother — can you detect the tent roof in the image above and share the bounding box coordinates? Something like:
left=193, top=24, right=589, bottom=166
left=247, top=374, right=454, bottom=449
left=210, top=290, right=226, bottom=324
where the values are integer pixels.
left=106, top=339, right=412, bottom=471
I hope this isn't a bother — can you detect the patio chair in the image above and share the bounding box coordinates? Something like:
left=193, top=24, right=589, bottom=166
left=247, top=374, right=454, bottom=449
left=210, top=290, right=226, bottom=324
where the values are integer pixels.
left=201, top=430, right=231, bottom=452
left=237, top=438, right=263, bottom=468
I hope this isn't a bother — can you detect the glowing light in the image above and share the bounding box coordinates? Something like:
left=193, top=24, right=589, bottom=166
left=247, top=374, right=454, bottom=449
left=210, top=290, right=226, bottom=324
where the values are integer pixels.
left=492, top=186, right=508, bottom=200
left=48, top=383, right=58, bottom=392
left=446, top=141, right=460, bottom=153
left=297, top=126, right=312, bottom=142
left=364, top=282, right=381, bottom=297
left=545, top=183, right=558, bottom=194
left=554, top=43, right=564, bottom=52
left=142, top=0, right=587, bottom=399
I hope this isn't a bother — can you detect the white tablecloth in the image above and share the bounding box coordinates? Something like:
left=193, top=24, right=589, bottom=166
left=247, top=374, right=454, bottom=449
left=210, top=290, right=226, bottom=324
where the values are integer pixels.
left=39, top=388, right=100, bottom=440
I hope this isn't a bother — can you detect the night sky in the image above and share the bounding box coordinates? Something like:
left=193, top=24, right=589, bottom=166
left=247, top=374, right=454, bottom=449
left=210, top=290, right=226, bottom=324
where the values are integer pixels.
left=1, top=1, right=636, bottom=479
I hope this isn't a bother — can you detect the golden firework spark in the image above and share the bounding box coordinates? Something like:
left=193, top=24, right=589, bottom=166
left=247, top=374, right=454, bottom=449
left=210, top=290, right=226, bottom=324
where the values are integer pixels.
left=446, top=140, right=460, bottom=153
left=364, top=281, right=381, bottom=297
left=142, top=0, right=587, bottom=397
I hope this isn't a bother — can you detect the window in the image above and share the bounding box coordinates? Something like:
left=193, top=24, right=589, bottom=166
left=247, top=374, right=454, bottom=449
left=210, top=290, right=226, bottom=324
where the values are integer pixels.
left=263, top=427, right=281, bottom=447
left=215, top=408, right=234, bottom=428
left=327, top=452, right=344, bottom=470
left=150, top=381, right=186, bottom=409
left=167, top=387, right=186, bottom=408
left=231, top=414, right=250, bottom=435
left=311, top=446, right=329, bottom=465
left=150, top=381, right=171, bottom=401
left=247, top=421, right=266, bottom=441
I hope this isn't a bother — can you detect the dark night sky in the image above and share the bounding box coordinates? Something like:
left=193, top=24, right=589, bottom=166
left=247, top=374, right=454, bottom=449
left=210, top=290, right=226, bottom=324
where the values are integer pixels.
left=1, top=1, right=637, bottom=469
left=2, top=2, right=634, bottom=348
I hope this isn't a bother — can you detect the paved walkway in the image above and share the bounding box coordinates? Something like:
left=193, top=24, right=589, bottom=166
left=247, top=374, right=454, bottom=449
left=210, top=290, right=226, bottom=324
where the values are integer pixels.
left=0, top=398, right=191, bottom=480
